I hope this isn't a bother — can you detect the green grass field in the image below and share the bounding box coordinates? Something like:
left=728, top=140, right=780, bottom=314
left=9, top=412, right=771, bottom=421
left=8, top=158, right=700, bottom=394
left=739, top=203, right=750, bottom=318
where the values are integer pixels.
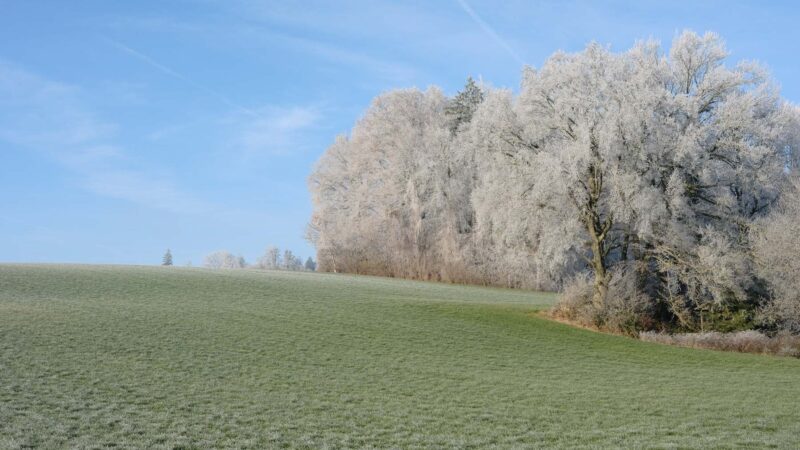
left=1, top=265, right=799, bottom=448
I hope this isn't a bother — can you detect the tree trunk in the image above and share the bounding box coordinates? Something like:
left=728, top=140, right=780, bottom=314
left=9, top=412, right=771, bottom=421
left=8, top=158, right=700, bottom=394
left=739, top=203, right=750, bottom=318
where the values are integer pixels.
left=586, top=145, right=611, bottom=307
left=621, top=231, right=630, bottom=262
left=574, top=136, right=612, bottom=308
left=589, top=227, right=608, bottom=308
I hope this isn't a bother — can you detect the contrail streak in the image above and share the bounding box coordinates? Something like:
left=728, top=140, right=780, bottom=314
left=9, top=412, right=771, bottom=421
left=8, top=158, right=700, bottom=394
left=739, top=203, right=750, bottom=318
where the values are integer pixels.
left=455, top=0, right=525, bottom=66
left=103, top=37, right=259, bottom=117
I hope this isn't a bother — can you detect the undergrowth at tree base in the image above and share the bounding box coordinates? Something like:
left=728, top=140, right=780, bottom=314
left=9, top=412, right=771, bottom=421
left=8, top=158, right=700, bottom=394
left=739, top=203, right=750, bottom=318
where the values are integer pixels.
left=639, top=331, right=800, bottom=357
left=549, top=298, right=800, bottom=358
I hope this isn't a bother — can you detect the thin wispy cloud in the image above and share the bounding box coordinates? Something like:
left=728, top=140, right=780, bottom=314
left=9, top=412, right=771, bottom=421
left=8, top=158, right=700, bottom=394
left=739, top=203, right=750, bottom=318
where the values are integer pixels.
left=141, top=103, right=324, bottom=163
left=0, top=61, right=210, bottom=215
left=112, top=8, right=423, bottom=84
left=455, top=0, right=525, bottom=65
left=103, top=37, right=260, bottom=117
left=84, top=170, right=210, bottom=214
left=0, top=61, right=115, bottom=149
left=274, top=32, right=420, bottom=83
left=228, top=105, right=323, bottom=158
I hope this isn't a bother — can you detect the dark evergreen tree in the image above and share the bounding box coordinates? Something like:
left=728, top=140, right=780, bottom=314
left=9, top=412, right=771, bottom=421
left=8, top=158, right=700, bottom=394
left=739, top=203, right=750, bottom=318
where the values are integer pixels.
left=162, top=249, right=173, bottom=266
left=445, top=76, right=484, bottom=133
left=304, top=257, right=317, bottom=272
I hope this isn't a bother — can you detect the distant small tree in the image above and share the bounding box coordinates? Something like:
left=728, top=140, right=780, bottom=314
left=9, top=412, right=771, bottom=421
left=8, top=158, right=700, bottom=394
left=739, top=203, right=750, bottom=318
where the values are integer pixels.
left=304, top=257, right=317, bottom=272
left=162, top=249, right=173, bottom=266
left=204, top=250, right=244, bottom=269
left=283, top=249, right=300, bottom=270
left=257, top=245, right=281, bottom=269
left=258, top=246, right=281, bottom=269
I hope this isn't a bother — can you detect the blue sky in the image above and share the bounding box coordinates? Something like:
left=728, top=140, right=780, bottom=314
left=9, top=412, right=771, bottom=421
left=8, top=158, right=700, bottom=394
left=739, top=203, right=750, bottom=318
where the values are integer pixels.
left=2, top=0, right=800, bottom=265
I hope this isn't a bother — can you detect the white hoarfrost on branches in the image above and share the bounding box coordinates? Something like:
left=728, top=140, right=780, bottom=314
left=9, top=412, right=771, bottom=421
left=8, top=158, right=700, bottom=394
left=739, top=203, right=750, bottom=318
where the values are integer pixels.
left=203, top=251, right=246, bottom=269
left=257, top=246, right=282, bottom=269
left=752, top=179, right=800, bottom=332
left=308, top=31, right=800, bottom=332
left=203, top=246, right=315, bottom=272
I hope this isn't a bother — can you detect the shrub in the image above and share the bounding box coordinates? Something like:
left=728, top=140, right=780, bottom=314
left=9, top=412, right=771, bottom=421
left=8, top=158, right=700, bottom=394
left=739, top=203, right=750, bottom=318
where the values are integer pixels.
left=551, top=264, right=653, bottom=335
left=602, top=264, right=655, bottom=334
left=640, top=331, right=800, bottom=357
left=550, top=273, right=598, bottom=326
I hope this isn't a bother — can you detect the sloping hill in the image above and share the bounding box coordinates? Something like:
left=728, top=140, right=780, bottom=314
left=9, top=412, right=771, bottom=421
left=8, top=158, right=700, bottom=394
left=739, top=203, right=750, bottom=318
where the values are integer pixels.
left=1, top=265, right=799, bottom=448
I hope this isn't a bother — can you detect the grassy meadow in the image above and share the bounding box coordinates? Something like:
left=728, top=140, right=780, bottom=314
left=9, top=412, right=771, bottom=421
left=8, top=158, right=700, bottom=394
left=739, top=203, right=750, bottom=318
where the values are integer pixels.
left=1, top=264, right=799, bottom=448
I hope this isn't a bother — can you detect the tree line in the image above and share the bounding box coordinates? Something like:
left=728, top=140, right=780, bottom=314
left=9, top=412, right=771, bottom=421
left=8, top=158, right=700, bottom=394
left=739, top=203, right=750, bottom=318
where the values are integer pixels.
left=161, top=247, right=317, bottom=272
left=204, top=247, right=316, bottom=271
left=308, top=31, right=800, bottom=333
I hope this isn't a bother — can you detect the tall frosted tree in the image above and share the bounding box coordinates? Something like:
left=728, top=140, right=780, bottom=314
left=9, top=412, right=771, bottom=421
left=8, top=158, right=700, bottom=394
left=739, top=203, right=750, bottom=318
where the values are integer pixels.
left=475, top=32, right=798, bottom=326
left=309, top=87, right=452, bottom=278
left=752, top=179, right=800, bottom=332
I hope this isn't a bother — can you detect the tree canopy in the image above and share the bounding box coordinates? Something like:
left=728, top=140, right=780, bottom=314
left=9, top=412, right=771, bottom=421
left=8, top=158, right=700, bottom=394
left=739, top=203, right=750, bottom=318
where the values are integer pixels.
left=308, top=31, right=800, bottom=332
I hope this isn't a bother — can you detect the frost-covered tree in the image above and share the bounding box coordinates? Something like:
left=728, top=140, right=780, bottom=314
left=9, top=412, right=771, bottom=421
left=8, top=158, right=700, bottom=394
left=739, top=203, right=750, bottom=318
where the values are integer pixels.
left=257, top=246, right=281, bottom=269
left=204, top=250, right=245, bottom=269
left=753, top=179, right=800, bottom=332
left=280, top=250, right=305, bottom=271
left=485, top=32, right=798, bottom=327
left=283, top=250, right=295, bottom=270
left=308, top=30, right=800, bottom=331
left=162, top=249, right=173, bottom=266
left=468, top=88, right=554, bottom=288
left=645, top=32, right=797, bottom=329
left=255, top=246, right=310, bottom=271
left=513, top=44, right=626, bottom=304
left=309, top=87, right=453, bottom=278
